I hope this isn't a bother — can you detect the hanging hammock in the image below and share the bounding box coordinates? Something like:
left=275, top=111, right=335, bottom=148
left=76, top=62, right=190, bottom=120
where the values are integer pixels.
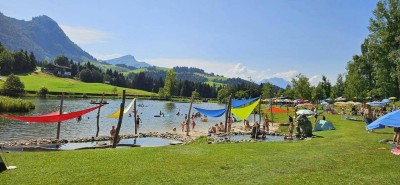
left=1, top=105, right=103, bottom=123
left=193, top=107, right=226, bottom=117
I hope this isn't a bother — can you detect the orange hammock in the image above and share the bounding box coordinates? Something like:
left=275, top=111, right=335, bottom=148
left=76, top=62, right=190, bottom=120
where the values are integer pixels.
left=265, top=107, right=292, bottom=113
left=1, top=105, right=103, bottom=123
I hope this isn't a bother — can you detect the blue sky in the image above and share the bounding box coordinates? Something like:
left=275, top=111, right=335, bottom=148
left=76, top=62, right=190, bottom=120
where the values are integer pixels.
left=0, top=0, right=378, bottom=85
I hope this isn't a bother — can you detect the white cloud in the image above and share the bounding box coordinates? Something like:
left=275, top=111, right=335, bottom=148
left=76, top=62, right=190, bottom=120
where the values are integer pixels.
left=91, top=53, right=123, bottom=60
left=60, top=25, right=114, bottom=44
left=144, top=58, right=321, bottom=85
left=308, top=75, right=320, bottom=86
left=270, top=70, right=298, bottom=81
left=225, top=63, right=269, bottom=82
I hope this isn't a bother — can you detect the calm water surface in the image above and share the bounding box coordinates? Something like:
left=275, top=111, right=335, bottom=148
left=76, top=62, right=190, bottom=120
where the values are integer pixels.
left=0, top=98, right=262, bottom=141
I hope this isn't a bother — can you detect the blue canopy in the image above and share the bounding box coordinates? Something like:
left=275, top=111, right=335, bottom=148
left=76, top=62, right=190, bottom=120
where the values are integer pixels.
left=232, top=97, right=259, bottom=108
left=366, top=110, right=400, bottom=130
left=193, top=107, right=226, bottom=117
left=382, top=99, right=391, bottom=103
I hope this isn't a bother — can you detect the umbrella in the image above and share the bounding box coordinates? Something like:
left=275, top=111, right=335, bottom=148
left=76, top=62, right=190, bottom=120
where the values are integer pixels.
left=367, top=101, right=385, bottom=107
left=325, top=98, right=332, bottom=101
left=354, top=102, right=362, bottom=106
left=382, top=99, right=391, bottom=103
left=320, top=102, right=329, bottom=105
left=366, top=109, right=400, bottom=130
left=296, top=109, right=314, bottom=115
left=389, top=97, right=397, bottom=100
left=335, top=96, right=347, bottom=102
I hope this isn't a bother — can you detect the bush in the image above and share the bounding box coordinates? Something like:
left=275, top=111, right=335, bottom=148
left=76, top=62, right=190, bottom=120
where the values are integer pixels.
left=37, top=86, right=49, bottom=97
left=3, top=74, right=25, bottom=97
left=0, top=95, right=35, bottom=112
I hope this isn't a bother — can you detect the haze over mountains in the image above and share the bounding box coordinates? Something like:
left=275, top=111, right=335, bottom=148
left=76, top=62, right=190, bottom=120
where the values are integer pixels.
left=102, top=55, right=151, bottom=68
left=0, top=12, right=286, bottom=89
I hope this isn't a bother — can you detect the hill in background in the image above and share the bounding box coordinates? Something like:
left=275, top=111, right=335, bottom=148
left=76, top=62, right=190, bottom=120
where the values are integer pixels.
left=0, top=12, right=95, bottom=62
left=101, top=55, right=151, bottom=69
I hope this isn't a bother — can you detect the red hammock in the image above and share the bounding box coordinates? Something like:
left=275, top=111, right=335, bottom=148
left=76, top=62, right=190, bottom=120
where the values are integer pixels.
left=1, top=105, right=102, bottom=123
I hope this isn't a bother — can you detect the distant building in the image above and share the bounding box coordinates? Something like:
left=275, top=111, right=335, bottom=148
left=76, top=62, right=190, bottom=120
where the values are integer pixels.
left=42, top=63, right=71, bottom=77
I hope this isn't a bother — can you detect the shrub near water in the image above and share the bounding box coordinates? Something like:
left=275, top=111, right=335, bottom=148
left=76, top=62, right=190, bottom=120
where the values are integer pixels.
left=0, top=96, right=35, bottom=112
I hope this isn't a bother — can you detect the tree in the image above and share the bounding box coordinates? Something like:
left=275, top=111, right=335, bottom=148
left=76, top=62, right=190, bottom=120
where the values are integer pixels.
left=54, top=55, right=70, bottom=67
left=261, top=82, right=274, bottom=98
left=0, top=50, right=14, bottom=75
left=332, top=74, right=345, bottom=98
left=291, top=74, right=312, bottom=100
left=163, top=69, right=177, bottom=98
left=37, top=86, right=49, bottom=97
left=3, top=74, right=25, bottom=97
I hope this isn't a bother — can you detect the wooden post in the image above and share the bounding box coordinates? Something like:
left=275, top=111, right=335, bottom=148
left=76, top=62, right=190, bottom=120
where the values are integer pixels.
left=270, top=99, right=274, bottom=123
left=95, top=93, right=104, bottom=137
left=134, top=97, right=137, bottom=135
left=186, top=96, right=194, bottom=136
left=113, top=90, right=126, bottom=148
left=56, top=92, right=64, bottom=139
left=258, top=99, right=261, bottom=123
left=224, top=94, right=232, bottom=133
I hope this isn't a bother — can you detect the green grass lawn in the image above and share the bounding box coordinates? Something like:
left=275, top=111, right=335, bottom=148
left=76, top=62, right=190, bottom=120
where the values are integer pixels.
left=0, top=72, right=157, bottom=96
left=1, top=112, right=399, bottom=184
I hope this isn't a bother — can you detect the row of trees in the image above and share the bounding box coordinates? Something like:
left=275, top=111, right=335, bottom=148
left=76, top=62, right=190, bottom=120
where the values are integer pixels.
left=0, top=43, right=37, bottom=75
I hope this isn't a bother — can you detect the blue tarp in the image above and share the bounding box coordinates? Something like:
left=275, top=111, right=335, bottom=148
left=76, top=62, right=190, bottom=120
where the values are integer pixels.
left=366, top=110, right=400, bottom=130
left=193, top=107, right=226, bottom=117
left=232, top=97, right=259, bottom=108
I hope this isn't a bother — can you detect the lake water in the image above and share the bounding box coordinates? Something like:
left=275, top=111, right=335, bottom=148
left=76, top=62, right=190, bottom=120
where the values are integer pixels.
left=0, top=98, right=262, bottom=141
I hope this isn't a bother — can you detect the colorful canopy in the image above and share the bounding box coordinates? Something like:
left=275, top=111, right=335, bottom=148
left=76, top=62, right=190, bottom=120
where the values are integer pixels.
left=193, top=107, right=226, bottom=117
left=1, top=105, right=102, bottom=123
left=232, top=97, right=259, bottom=108
left=193, top=97, right=259, bottom=118
left=107, top=98, right=135, bottom=118
left=231, top=99, right=260, bottom=120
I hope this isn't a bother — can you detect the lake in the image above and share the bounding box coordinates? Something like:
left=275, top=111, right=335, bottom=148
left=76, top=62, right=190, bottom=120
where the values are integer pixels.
left=0, top=98, right=262, bottom=141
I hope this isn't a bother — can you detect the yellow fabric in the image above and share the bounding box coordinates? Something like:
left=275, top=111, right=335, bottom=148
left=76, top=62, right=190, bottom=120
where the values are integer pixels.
left=107, top=98, right=136, bottom=118
left=231, top=99, right=260, bottom=120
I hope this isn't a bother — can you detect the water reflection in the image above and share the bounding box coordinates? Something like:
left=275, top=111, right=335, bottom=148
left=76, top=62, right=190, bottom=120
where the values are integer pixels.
left=0, top=98, right=262, bottom=142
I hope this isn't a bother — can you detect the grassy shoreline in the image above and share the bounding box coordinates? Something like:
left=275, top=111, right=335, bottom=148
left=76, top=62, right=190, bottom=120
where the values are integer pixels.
left=1, top=112, right=399, bottom=184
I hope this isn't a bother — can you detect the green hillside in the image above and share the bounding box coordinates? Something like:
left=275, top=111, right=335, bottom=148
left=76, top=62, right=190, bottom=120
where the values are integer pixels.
left=0, top=72, right=157, bottom=96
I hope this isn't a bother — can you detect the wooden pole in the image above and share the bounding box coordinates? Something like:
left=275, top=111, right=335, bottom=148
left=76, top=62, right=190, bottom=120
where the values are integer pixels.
left=95, top=93, right=104, bottom=137
left=56, top=92, right=64, bottom=139
left=258, top=99, right=261, bottom=123
left=224, top=94, right=232, bottom=133
left=112, top=90, right=126, bottom=148
left=134, top=97, right=137, bottom=135
left=186, top=96, right=194, bottom=136
left=270, top=99, right=274, bottom=123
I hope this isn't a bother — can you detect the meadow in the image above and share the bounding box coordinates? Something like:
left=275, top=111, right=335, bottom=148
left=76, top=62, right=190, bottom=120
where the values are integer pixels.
left=0, top=72, right=157, bottom=97
left=1, top=110, right=399, bottom=184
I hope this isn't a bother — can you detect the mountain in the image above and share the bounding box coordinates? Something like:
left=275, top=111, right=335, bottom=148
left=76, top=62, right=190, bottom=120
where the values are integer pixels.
left=103, top=55, right=151, bottom=68
left=261, top=77, right=290, bottom=88
left=0, top=12, right=95, bottom=62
